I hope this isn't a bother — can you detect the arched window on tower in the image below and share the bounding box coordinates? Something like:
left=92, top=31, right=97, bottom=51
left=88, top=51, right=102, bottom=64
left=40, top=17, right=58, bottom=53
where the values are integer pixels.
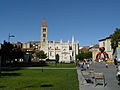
left=43, top=28, right=46, bottom=32
left=43, top=39, right=45, bottom=42
left=43, top=34, right=46, bottom=37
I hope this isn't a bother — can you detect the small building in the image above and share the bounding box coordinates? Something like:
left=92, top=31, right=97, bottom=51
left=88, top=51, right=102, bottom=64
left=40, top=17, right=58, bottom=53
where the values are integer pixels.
left=89, top=44, right=99, bottom=61
left=99, top=36, right=113, bottom=60
left=22, top=41, right=40, bottom=50
left=79, top=46, right=90, bottom=53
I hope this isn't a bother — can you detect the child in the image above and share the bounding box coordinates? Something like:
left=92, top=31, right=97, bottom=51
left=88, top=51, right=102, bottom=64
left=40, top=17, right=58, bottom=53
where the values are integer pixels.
left=105, top=63, right=108, bottom=68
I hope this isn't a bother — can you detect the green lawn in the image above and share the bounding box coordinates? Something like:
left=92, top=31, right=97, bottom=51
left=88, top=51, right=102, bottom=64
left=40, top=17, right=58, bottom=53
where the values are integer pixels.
left=0, top=69, right=79, bottom=90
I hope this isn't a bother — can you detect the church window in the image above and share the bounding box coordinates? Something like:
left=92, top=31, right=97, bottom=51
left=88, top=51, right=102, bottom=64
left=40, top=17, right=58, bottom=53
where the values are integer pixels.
left=70, top=55, right=72, bottom=60
left=69, top=46, right=72, bottom=50
left=43, top=28, right=46, bottom=32
left=50, top=52, right=52, bottom=56
left=55, top=47, right=58, bottom=50
left=43, top=34, right=46, bottom=37
left=43, top=39, right=45, bottom=42
left=72, top=52, right=74, bottom=56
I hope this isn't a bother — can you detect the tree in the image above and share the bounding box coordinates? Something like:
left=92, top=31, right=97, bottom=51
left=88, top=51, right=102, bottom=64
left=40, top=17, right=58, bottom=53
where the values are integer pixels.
left=35, top=50, right=47, bottom=60
left=76, top=52, right=85, bottom=61
left=12, top=46, right=24, bottom=62
left=76, top=51, right=92, bottom=61
left=86, top=51, right=92, bottom=59
left=111, top=28, right=120, bottom=54
left=35, top=50, right=47, bottom=72
left=111, top=28, right=120, bottom=48
left=1, top=40, right=14, bottom=65
left=0, top=40, right=24, bottom=66
left=55, top=54, right=59, bottom=63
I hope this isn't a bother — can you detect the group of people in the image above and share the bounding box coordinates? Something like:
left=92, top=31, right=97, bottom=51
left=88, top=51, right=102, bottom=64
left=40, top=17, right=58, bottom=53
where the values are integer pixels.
left=116, top=65, right=120, bottom=82
left=78, top=59, right=92, bottom=70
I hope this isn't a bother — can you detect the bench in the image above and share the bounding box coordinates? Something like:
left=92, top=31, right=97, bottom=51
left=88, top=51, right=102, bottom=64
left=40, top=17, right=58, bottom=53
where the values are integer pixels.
left=81, top=70, right=94, bottom=83
left=94, top=72, right=105, bottom=87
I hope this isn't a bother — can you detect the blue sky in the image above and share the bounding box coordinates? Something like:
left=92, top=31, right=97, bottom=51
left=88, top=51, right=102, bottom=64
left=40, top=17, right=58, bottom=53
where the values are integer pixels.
left=0, top=0, right=120, bottom=46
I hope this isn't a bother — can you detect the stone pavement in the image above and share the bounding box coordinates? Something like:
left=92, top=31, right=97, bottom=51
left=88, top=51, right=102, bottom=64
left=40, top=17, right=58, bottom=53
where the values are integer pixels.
left=77, top=62, right=120, bottom=90
left=77, top=68, right=110, bottom=90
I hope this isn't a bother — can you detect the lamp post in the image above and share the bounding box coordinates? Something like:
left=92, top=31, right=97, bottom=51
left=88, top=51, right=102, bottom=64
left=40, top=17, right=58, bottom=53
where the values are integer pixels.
left=8, top=33, right=15, bottom=42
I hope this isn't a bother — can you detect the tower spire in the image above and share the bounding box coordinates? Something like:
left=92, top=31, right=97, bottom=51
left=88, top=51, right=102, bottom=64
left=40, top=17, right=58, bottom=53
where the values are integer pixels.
left=42, top=19, right=47, bottom=27
left=72, top=36, right=74, bottom=44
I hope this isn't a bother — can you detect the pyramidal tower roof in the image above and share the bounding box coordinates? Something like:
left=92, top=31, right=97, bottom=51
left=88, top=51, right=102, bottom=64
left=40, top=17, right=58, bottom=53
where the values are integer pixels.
left=42, top=19, right=47, bottom=27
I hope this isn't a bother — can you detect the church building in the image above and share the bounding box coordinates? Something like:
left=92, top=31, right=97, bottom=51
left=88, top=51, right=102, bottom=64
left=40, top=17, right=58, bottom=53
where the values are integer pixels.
left=40, top=19, right=79, bottom=63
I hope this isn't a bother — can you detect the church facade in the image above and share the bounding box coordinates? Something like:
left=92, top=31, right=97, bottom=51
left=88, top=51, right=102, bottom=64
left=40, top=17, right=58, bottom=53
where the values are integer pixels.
left=40, top=19, right=79, bottom=63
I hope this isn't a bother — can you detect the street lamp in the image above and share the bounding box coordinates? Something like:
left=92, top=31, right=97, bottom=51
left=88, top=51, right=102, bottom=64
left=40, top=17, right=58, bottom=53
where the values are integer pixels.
left=8, top=33, right=15, bottom=42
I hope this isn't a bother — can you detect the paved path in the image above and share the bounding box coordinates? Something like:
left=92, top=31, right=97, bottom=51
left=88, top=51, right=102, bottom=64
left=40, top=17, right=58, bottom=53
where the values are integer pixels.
left=22, top=67, right=76, bottom=69
left=1, top=67, right=76, bottom=70
left=77, top=62, right=120, bottom=90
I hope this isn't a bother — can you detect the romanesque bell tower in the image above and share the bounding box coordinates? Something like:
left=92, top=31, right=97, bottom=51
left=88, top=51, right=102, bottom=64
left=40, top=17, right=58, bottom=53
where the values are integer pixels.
left=41, top=19, right=48, bottom=46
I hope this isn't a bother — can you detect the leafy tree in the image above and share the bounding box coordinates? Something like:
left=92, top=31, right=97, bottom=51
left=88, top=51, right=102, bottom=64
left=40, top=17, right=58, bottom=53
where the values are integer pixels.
left=0, top=40, right=24, bottom=66
left=76, top=51, right=92, bottom=61
left=12, top=46, right=24, bottom=62
left=111, top=28, right=120, bottom=48
left=86, top=52, right=92, bottom=59
left=0, top=40, right=14, bottom=65
left=111, top=28, right=120, bottom=54
left=76, top=52, right=84, bottom=61
left=35, top=50, right=47, bottom=60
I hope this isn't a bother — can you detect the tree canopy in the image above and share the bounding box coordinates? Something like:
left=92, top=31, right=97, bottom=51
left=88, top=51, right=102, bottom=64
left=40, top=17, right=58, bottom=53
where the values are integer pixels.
left=0, top=40, right=24, bottom=66
left=111, top=28, right=120, bottom=49
left=35, top=50, right=47, bottom=60
left=76, top=51, right=92, bottom=61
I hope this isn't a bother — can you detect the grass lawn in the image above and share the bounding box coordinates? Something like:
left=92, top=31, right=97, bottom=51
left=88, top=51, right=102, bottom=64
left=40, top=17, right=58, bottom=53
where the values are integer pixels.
left=0, top=69, right=79, bottom=90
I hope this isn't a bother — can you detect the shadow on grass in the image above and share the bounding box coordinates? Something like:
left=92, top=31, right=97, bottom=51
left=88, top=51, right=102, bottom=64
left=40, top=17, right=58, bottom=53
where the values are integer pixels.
left=15, top=84, right=53, bottom=90
left=4, top=62, right=49, bottom=67
left=0, top=72, right=21, bottom=77
left=0, top=86, right=6, bottom=89
left=1, top=67, right=22, bottom=71
left=40, top=84, right=53, bottom=87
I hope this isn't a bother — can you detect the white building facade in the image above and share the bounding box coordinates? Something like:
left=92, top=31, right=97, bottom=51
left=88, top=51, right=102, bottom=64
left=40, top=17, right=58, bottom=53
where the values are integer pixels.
left=99, top=37, right=113, bottom=60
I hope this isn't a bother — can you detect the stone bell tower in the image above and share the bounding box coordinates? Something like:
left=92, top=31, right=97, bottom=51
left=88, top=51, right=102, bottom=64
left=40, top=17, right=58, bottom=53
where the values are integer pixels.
left=40, top=19, right=49, bottom=55
left=41, top=19, right=48, bottom=46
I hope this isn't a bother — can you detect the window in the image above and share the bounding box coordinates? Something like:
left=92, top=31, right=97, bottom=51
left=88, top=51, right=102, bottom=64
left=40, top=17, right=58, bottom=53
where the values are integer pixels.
left=50, top=52, right=52, bottom=56
left=43, top=28, right=46, bottom=32
left=43, top=34, right=46, bottom=37
left=103, top=42, right=105, bottom=47
left=69, top=46, right=72, bottom=50
left=43, top=39, right=45, bottom=42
